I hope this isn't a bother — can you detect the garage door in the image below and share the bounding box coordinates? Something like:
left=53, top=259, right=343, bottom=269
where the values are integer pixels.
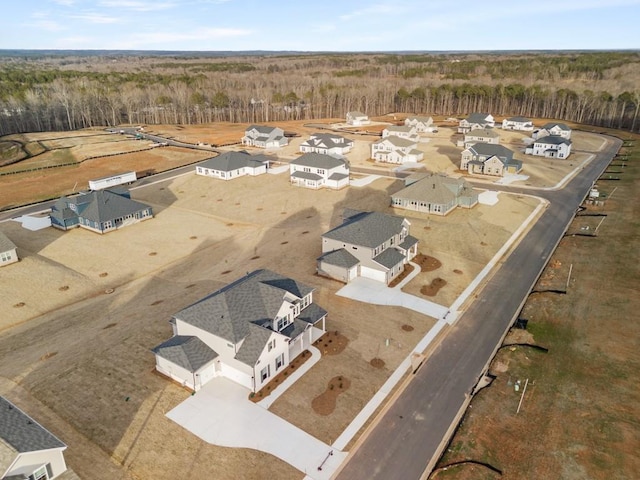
left=360, top=266, right=387, bottom=283
left=220, top=363, right=253, bottom=390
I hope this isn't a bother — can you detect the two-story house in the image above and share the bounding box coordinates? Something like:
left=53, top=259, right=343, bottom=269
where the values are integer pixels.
left=0, top=396, right=74, bottom=480
left=371, top=136, right=424, bottom=164
left=50, top=188, right=153, bottom=234
left=299, top=133, right=354, bottom=155
left=404, top=116, right=436, bottom=133
left=460, top=143, right=522, bottom=176
left=152, top=269, right=327, bottom=393
left=458, top=113, right=495, bottom=133
left=346, top=111, right=370, bottom=126
left=502, top=116, right=534, bottom=131
left=289, top=153, right=350, bottom=189
left=242, top=125, right=288, bottom=148
left=457, top=128, right=500, bottom=148
left=317, top=210, right=418, bottom=284
left=526, top=136, right=572, bottom=158
left=532, top=122, right=572, bottom=140
left=382, top=125, right=419, bottom=142
left=196, top=151, right=270, bottom=180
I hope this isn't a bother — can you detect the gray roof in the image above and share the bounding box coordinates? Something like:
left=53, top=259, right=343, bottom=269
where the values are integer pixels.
left=0, top=396, right=65, bottom=454
left=398, top=235, right=419, bottom=250
left=467, top=143, right=514, bottom=161
left=323, top=211, right=407, bottom=249
left=301, top=133, right=352, bottom=150
left=0, top=231, right=16, bottom=253
left=296, top=302, right=327, bottom=326
left=393, top=173, right=475, bottom=205
left=152, top=335, right=218, bottom=372
left=466, top=128, right=498, bottom=138
left=541, top=122, right=570, bottom=131
left=385, top=125, right=414, bottom=133
left=199, top=151, right=268, bottom=172
left=347, top=111, right=367, bottom=117
left=291, top=171, right=323, bottom=181
left=405, top=116, right=433, bottom=123
left=535, top=135, right=571, bottom=146
left=291, top=152, right=347, bottom=169
left=234, top=324, right=274, bottom=367
left=505, top=116, right=532, bottom=123
left=247, top=125, right=282, bottom=135
left=328, top=172, right=349, bottom=181
left=375, top=136, right=416, bottom=148
left=465, top=113, right=492, bottom=124
left=174, top=269, right=314, bottom=344
left=66, top=190, right=151, bottom=224
left=373, top=248, right=406, bottom=269
left=318, top=248, right=360, bottom=269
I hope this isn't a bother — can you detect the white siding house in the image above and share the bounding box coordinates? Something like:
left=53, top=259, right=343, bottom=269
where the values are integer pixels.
left=299, top=133, right=353, bottom=155
left=458, top=113, right=495, bottom=133
left=318, top=210, right=418, bottom=285
left=346, top=111, right=370, bottom=126
left=526, top=136, right=572, bottom=158
left=289, top=153, right=350, bottom=189
left=196, top=151, right=269, bottom=180
left=0, top=396, right=73, bottom=480
left=371, top=136, right=424, bottom=164
left=532, top=122, right=572, bottom=140
left=152, top=270, right=327, bottom=393
left=502, top=116, right=534, bottom=131
left=0, top=231, right=18, bottom=267
left=382, top=125, right=419, bottom=142
left=458, top=128, right=500, bottom=148
left=404, top=116, right=436, bottom=133
left=242, top=125, right=288, bottom=148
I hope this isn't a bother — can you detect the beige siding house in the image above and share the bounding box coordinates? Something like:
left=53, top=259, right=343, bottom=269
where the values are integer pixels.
left=404, top=116, right=436, bottom=133
left=152, top=270, right=327, bottom=393
left=346, top=111, right=370, bottom=126
left=0, top=231, right=18, bottom=267
left=391, top=173, right=479, bottom=215
left=461, top=143, right=522, bottom=177
left=318, top=210, right=418, bottom=284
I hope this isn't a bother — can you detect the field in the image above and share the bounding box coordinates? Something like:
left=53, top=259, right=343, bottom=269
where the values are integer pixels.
left=434, top=133, right=640, bottom=480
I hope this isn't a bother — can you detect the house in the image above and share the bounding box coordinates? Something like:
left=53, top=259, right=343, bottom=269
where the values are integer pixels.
left=404, top=116, right=436, bottom=133
left=346, top=111, right=370, bottom=126
left=526, top=136, right=572, bottom=158
left=461, top=143, right=522, bottom=177
left=458, top=113, right=495, bottom=133
left=382, top=125, right=419, bottom=142
left=391, top=173, right=478, bottom=215
left=50, top=188, right=153, bottom=234
left=241, top=125, right=288, bottom=148
left=196, top=151, right=269, bottom=180
left=458, top=128, right=500, bottom=148
left=299, top=133, right=354, bottom=155
left=502, top=116, right=534, bottom=131
left=289, top=153, right=350, bottom=189
left=0, top=396, right=72, bottom=480
left=371, top=136, right=424, bottom=164
left=152, top=269, right=327, bottom=392
left=0, top=231, right=18, bottom=267
left=317, top=210, right=418, bottom=284
left=532, top=122, right=572, bottom=140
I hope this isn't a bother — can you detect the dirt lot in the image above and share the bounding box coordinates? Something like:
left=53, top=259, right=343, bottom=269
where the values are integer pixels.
left=434, top=132, right=640, bottom=480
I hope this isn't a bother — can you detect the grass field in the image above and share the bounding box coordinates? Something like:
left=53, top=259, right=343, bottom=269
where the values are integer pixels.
left=434, top=131, right=639, bottom=480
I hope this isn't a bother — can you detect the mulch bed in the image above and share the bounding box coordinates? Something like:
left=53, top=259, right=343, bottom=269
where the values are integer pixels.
left=370, top=358, right=385, bottom=369
left=313, top=331, right=349, bottom=355
left=249, top=349, right=312, bottom=403
left=311, top=375, right=351, bottom=415
left=401, top=324, right=415, bottom=332
left=388, top=263, right=415, bottom=287
left=413, top=253, right=442, bottom=272
left=420, top=277, right=447, bottom=296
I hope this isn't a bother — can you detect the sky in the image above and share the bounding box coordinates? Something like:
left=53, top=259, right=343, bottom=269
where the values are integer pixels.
left=1, top=0, right=639, bottom=52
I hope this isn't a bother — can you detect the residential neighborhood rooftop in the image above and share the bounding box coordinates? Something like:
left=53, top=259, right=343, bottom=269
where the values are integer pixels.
left=0, top=231, right=17, bottom=252
left=199, top=151, right=269, bottom=172
left=152, top=335, right=219, bottom=372
left=290, top=152, right=347, bottom=169
left=323, top=211, right=407, bottom=249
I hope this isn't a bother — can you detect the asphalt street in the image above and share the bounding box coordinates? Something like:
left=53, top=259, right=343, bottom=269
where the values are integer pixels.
left=334, top=136, right=622, bottom=480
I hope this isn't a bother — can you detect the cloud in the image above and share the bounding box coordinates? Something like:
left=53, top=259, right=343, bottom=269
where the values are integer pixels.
left=339, top=3, right=405, bottom=22
left=98, top=0, right=177, bottom=11
left=112, top=27, right=253, bottom=48
left=23, top=19, right=66, bottom=32
left=69, top=12, right=122, bottom=24
left=51, top=0, right=76, bottom=6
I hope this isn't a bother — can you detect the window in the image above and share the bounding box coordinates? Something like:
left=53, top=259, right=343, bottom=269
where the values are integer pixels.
left=0, top=252, right=11, bottom=262
left=260, top=365, right=270, bottom=382
left=267, top=339, right=276, bottom=351
left=275, top=353, right=284, bottom=370
left=29, top=465, right=49, bottom=480
left=276, top=317, right=288, bottom=331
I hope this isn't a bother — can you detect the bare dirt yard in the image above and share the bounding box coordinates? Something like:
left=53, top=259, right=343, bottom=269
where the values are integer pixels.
left=434, top=132, right=640, bottom=480
left=0, top=120, right=583, bottom=480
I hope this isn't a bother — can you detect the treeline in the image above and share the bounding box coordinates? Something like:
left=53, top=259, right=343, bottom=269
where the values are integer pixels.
left=0, top=51, right=638, bottom=135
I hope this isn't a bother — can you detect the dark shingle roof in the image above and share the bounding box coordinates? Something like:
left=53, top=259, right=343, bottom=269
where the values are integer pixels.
left=291, top=171, right=323, bottom=181
left=0, top=396, right=65, bottom=454
left=174, top=270, right=314, bottom=344
left=291, top=153, right=347, bottom=169
left=375, top=136, right=416, bottom=148
left=318, top=248, right=360, bottom=269
left=247, top=125, right=281, bottom=135
left=323, top=211, right=407, bottom=248
left=301, top=133, right=352, bottom=150
left=373, top=248, right=406, bottom=269
left=199, top=151, right=267, bottom=172
left=506, top=116, right=532, bottom=122
left=535, top=135, right=571, bottom=146
left=234, top=324, right=274, bottom=367
left=152, top=335, right=218, bottom=372
left=67, top=190, right=151, bottom=224
left=467, top=143, right=514, bottom=161
left=541, top=122, right=570, bottom=131
left=398, top=235, right=419, bottom=250
left=466, top=128, right=498, bottom=138
left=465, top=113, right=492, bottom=124
left=393, top=173, right=474, bottom=205
left=0, top=231, right=16, bottom=253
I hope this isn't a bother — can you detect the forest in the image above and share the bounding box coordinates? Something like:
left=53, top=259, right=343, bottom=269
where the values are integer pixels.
left=0, top=50, right=639, bottom=135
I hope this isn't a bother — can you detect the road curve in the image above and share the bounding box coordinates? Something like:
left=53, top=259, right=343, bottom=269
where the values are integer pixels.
left=334, top=136, right=622, bottom=480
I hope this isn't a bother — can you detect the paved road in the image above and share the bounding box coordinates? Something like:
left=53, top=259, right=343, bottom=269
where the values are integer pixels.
left=335, top=136, right=622, bottom=480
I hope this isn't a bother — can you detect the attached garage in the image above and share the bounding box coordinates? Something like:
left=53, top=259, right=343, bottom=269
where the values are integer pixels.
left=220, top=362, right=254, bottom=390
left=360, top=265, right=387, bottom=283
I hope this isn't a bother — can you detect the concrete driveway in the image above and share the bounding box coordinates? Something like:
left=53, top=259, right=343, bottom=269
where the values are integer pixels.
left=166, top=377, right=346, bottom=480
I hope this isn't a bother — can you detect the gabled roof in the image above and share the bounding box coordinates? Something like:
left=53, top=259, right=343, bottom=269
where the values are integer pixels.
left=505, top=116, right=532, bottom=123
left=0, top=396, right=65, bottom=454
left=466, top=128, right=499, bottom=138
left=375, top=136, right=416, bottom=148
left=68, top=190, right=150, bottom=224
left=301, top=133, right=352, bottom=150
left=174, top=270, right=314, bottom=344
left=465, top=113, right=492, bottom=124
left=373, top=248, right=406, bottom=269
left=405, top=115, right=433, bottom=123
left=466, top=143, right=514, bottom=161
left=393, top=173, right=474, bottom=205
left=541, top=122, right=570, bottom=131
left=0, top=231, right=16, bottom=253
left=323, top=211, right=407, bottom=248
left=385, top=125, right=414, bottom=133
left=199, top=151, right=268, bottom=172
left=398, top=235, right=419, bottom=251
left=291, top=152, right=347, bottom=169
left=347, top=111, right=367, bottom=118
left=318, top=248, right=360, bottom=269
left=291, top=171, right=323, bottom=181
left=152, top=335, right=218, bottom=372
left=234, top=324, right=274, bottom=367
left=246, top=125, right=282, bottom=134
left=535, top=135, right=571, bottom=146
